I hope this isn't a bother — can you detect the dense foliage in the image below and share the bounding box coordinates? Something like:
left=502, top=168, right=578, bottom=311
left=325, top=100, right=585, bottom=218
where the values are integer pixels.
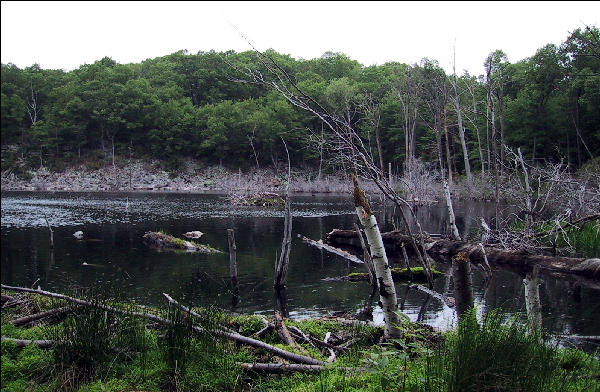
left=2, top=26, right=598, bottom=176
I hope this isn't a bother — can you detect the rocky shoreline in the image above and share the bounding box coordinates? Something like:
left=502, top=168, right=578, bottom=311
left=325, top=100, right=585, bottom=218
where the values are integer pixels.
left=1, top=159, right=379, bottom=194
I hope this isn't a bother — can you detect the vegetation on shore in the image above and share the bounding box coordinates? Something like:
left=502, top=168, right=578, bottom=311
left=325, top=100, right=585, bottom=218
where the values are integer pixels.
left=2, top=27, right=598, bottom=182
left=2, top=288, right=598, bottom=392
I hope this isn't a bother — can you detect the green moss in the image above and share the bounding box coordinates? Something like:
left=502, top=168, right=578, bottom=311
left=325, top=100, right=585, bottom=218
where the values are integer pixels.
left=347, top=267, right=442, bottom=282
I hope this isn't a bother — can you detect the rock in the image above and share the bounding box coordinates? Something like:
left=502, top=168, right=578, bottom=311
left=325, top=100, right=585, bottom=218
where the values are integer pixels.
left=183, top=231, right=204, bottom=239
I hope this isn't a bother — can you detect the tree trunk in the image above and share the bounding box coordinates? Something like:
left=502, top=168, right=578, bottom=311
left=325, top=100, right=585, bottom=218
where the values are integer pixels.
left=453, top=96, right=473, bottom=190
left=443, top=181, right=461, bottom=240
left=352, top=175, right=401, bottom=339
left=452, top=254, right=474, bottom=319
left=274, top=197, right=292, bottom=288
left=443, top=109, right=453, bottom=184
left=524, top=265, right=542, bottom=335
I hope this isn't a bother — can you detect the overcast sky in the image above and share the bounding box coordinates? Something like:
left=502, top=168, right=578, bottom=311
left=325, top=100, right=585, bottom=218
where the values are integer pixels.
left=1, top=1, right=598, bottom=76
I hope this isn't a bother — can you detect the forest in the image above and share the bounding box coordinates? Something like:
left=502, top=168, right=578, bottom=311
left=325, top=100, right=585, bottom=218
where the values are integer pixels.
left=1, top=26, right=598, bottom=178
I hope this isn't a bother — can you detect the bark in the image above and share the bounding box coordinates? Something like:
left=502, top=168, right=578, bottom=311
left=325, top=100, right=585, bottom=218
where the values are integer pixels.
left=443, top=181, right=461, bottom=240
left=11, top=306, right=70, bottom=326
left=2, top=336, right=55, bottom=348
left=352, top=175, right=401, bottom=339
left=297, top=234, right=363, bottom=264
left=452, top=253, right=474, bottom=318
left=1, top=285, right=325, bottom=366
left=274, top=197, right=292, bottom=288
left=239, top=362, right=364, bottom=373
left=274, top=311, right=302, bottom=351
left=400, top=243, right=414, bottom=280
left=227, top=229, right=238, bottom=287
left=410, top=284, right=455, bottom=308
left=325, top=230, right=600, bottom=279
left=524, top=265, right=542, bottom=335
left=44, top=215, right=54, bottom=249
left=353, top=223, right=377, bottom=287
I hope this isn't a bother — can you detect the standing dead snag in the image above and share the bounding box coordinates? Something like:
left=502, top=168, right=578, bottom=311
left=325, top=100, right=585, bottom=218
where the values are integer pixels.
left=352, top=174, right=401, bottom=339
left=274, top=197, right=292, bottom=289
left=354, top=223, right=377, bottom=288
left=451, top=251, right=474, bottom=319
left=524, top=265, right=542, bottom=335
left=227, top=229, right=239, bottom=306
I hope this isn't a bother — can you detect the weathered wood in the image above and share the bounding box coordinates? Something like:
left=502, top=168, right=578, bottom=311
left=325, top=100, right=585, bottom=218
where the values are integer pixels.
left=274, top=197, right=292, bottom=288
left=11, top=306, right=70, bottom=326
left=1, top=285, right=325, bottom=366
left=353, top=174, right=401, bottom=339
left=2, top=336, right=55, bottom=348
left=400, top=243, right=414, bottom=280
left=409, top=284, right=455, bottom=308
left=324, top=331, right=336, bottom=362
left=274, top=310, right=301, bottom=351
left=239, top=362, right=364, bottom=373
left=298, top=234, right=363, bottom=264
left=524, top=265, right=542, bottom=335
left=44, top=215, right=54, bottom=249
left=443, top=181, right=461, bottom=240
left=227, top=229, right=239, bottom=288
left=452, top=252, right=474, bottom=319
left=354, top=223, right=376, bottom=286
left=326, top=230, right=600, bottom=279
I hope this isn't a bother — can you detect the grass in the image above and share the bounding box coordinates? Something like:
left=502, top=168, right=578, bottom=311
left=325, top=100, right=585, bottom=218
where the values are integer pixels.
left=2, top=290, right=598, bottom=392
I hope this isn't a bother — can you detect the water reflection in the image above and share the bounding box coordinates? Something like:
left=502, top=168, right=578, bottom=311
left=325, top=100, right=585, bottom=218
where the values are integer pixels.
left=1, top=191, right=599, bottom=353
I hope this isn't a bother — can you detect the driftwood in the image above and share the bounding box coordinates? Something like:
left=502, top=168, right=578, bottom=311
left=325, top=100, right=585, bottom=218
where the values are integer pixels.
left=162, top=293, right=324, bottom=365
left=239, top=362, right=364, bottom=373
left=298, top=234, right=363, bottom=264
left=2, top=336, right=55, bottom=348
left=274, top=310, right=302, bottom=351
left=326, top=230, right=600, bottom=279
left=410, top=284, right=455, bottom=308
left=11, top=306, right=70, bottom=326
left=1, top=285, right=325, bottom=366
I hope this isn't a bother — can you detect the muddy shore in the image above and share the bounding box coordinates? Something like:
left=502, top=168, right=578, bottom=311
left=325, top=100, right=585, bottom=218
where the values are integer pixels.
left=1, top=159, right=382, bottom=195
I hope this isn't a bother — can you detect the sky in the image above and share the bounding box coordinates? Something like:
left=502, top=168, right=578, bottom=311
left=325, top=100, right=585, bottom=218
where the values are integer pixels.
left=1, top=1, right=598, bottom=76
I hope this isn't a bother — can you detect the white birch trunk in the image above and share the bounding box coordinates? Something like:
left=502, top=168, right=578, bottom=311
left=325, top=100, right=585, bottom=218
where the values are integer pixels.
left=353, top=175, right=401, bottom=339
left=443, top=181, right=461, bottom=240
left=523, top=266, right=542, bottom=335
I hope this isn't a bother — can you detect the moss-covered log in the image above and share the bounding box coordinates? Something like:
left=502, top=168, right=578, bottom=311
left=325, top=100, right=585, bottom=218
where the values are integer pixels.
left=142, top=231, right=220, bottom=253
left=345, top=267, right=442, bottom=282
left=326, top=229, right=600, bottom=279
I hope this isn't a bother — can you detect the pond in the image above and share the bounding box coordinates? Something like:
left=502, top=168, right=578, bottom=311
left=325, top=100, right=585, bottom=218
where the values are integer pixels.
left=1, top=191, right=598, bottom=353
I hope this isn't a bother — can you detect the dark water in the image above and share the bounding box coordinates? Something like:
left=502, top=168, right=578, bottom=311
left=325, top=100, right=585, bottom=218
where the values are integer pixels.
left=1, top=191, right=598, bottom=352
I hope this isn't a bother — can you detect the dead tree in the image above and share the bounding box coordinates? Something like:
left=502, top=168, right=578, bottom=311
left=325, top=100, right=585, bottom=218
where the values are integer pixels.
left=227, top=44, right=435, bottom=288
left=353, top=175, right=401, bottom=339
left=449, top=47, right=473, bottom=191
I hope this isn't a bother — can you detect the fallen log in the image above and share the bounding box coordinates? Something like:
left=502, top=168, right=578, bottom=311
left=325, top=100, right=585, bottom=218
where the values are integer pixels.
left=239, top=362, right=364, bottom=373
left=298, top=234, right=363, bottom=264
left=142, top=231, right=220, bottom=254
left=326, top=230, right=600, bottom=279
left=1, top=285, right=325, bottom=366
left=345, top=267, right=442, bottom=283
left=2, top=336, right=55, bottom=348
left=11, top=306, right=70, bottom=326
left=410, top=284, right=455, bottom=308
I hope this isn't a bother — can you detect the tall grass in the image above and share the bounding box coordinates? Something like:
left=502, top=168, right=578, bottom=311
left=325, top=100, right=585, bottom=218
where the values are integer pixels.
left=406, top=309, right=599, bottom=392
left=46, top=288, right=150, bottom=391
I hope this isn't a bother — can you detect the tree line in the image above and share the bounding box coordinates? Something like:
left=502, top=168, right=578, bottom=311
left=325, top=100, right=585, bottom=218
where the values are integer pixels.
left=1, top=26, right=598, bottom=177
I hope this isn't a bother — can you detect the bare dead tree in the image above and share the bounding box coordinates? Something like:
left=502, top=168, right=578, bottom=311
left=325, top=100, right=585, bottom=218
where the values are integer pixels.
left=226, top=43, right=435, bottom=288
left=449, top=46, right=473, bottom=191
